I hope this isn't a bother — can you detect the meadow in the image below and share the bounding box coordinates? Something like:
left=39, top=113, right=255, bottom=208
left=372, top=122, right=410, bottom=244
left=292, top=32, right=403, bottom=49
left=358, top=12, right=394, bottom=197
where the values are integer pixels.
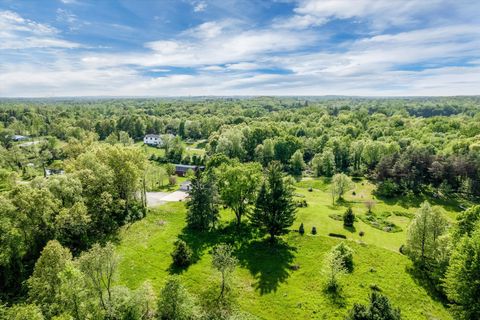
left=115, top=179, right=455, bottom=319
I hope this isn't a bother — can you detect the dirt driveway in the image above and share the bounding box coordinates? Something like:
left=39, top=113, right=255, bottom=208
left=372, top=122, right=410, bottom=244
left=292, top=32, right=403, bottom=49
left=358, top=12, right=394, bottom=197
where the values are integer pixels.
left=146, top=191, right=189, bottom=207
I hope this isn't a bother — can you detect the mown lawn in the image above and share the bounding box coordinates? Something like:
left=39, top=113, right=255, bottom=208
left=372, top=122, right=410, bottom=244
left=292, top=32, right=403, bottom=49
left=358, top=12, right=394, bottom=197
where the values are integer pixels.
left=115, top=179, right=454, bottom=319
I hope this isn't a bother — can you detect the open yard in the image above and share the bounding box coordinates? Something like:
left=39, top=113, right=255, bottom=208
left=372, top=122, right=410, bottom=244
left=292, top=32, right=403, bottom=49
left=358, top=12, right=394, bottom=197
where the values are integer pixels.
left=115, top=179, right=455, bottom=319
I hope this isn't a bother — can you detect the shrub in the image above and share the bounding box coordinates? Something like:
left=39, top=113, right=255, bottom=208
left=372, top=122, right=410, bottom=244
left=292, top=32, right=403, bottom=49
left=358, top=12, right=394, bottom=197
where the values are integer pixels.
left=359, top=231, right=365, bottom=237
left=328, top=233, right=347, bottom=239
left=346, top=291, right=402, bottom=320
left=168, top=175, right=177, bottom=186
left=308, top=187, right=313, bottom=192
left=299, top=223, right=305, bottom=235
left=171, top=240, right=193, bottom=267
left=311, top=226, right=317, bottom=235
left=343, top=207, right=355, bottom=227
left=333, top=242, right=354, bottom=272
left=295, top=199, right=308, bottom=207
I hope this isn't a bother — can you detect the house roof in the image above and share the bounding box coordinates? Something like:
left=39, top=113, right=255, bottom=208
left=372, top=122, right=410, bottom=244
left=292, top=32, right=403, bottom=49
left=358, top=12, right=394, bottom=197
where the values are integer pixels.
left=144, top=134, right=160, bottom=139
left=175, top=164, right=205, bottom=172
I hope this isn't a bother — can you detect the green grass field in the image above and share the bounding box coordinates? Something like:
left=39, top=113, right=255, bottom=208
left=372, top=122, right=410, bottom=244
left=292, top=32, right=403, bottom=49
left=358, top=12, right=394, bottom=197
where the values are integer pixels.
left=115, top=179, right=455, bottom=319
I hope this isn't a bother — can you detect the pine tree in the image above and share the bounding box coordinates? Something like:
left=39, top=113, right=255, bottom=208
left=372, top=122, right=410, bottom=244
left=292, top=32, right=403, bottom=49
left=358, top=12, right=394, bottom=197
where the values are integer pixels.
left=299, top=223, right=305, bottom=235
left=250, top=161, right=297, bottom=243
left=186, top=171, right=219, bottom=231
left=343, top=207, right=355, bottom=227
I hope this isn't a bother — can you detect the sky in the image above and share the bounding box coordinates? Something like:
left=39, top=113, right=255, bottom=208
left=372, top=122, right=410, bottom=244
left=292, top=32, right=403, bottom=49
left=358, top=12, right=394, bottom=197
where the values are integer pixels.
left=0, top=0, right=479, bottom=97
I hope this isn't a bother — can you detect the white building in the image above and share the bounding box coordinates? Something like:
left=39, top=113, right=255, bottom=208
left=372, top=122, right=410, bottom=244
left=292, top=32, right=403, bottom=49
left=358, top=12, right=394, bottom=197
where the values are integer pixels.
left=143, top=134, right=162, bottom=146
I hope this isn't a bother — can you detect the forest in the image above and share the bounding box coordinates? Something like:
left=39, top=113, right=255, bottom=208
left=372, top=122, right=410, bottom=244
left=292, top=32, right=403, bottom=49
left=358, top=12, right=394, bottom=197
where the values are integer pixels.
left=0, top=96, right=479, bottom=320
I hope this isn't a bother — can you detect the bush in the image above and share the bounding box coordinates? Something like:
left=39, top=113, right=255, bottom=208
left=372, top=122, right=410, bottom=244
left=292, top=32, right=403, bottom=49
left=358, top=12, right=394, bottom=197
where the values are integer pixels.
left=299, top=223, right=305, bottom=235
left=168, top=175, right=177, bottom=186
left=333, top=242, right=354, bottom=272
left=308, top=187, right=313, bottom=192
left=375, top=179, right=400, bottom=198
left=311, top=226, right=317, bottom=235
left=346, top=291, right=402, bottom=320
left=171, top=240, right=193, bottom=267
left=295, top=199, right=308, bottom=208
left=343, top=207, right=355, bottom=227
left=359, top=231, right=365, bottom=237
left=328, top=233, right=347, bottom=239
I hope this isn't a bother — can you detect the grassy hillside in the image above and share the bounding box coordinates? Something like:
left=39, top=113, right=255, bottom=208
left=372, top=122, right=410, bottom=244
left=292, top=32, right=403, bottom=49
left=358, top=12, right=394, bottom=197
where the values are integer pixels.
left=115, top=179, right=454, bottom=319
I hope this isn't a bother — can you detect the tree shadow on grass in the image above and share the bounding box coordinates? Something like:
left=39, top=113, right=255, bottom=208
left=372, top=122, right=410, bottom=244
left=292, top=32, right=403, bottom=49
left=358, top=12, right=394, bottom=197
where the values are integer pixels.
left=378, top=192, right=463, bottom=212
left=175, top=221, right=257, bottom=267
left=343, top=225, right=356, bottom=233
left=323, top=287, right=347, bottom=308
left=235, top=238, right=297, bottom=295
left=405, top=265, right=448, bottom=305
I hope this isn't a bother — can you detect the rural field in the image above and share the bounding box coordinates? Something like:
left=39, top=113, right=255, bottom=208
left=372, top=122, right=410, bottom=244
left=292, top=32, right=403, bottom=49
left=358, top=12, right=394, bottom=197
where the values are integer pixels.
left=115, top=178, right=456, bottom=319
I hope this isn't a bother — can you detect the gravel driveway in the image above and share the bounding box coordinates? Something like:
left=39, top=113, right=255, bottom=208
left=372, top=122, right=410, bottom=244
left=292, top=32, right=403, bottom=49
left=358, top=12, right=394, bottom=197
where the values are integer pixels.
left=146, top=191, right=189, bottom=207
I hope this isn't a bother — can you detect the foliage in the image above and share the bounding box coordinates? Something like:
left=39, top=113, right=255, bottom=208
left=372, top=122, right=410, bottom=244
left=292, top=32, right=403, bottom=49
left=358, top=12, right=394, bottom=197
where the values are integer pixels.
left=27, top=240, right=72, bottom=318
left=250, top=162, right=297, bottom=242
left=157, top=276, right=196, bottom=320
left=298, top=223, right=305, bottom=235
left=323, top=249, right=346, bottom=293
left=212, top=244, right=238, bottom=300
left=444, top=223, right=480, bottom=320
left=171, top=239, right=193, bottom=268
left=406, top=202, right=448, bottom=267
left=343, top=207, right=355, bottom=228
left=186, top=171, right=219, bottom=231
left=346, top=291, right=402, bottom=320
left=332, top=242, right=354, bottom=273
left=216, top=161, right=262, bottom=226
left=331, top=173, right=354, bottom=204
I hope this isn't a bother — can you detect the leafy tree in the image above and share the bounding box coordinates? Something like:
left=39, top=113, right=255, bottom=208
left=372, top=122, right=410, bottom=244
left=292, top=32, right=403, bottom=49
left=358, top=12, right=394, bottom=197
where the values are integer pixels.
left=343, top=207, right=355, bottom=228
left=454, top=205, right=480, bottom=239
left=77, top=242, right=119, bottom=314
left=312, top=148, right=336, bottom=177
left=332, top=242, right=354, bottom=272
left=290, top=149, right=305, bottom=176
left=444, top=223, right=480, bottom=320
left=364, top=200, right=375, bottom=213
left=157, top=276, right=195, bottom=320
left=331, top=173, right=354, bottom=204
left=4, top=304, right=45, bottom=320
left=212, top=244, right=238, bottom=300
left=324, top=249, right=346, bottom=293
left=406, top=202, right=448, bottom=267
left=58, top=263, right=94, bottom=320
left=216, top=161, right=262, bottom=226
left=250, top=162, right=297, bottom=242
left=27, top=240, right=72, bottom=318
left=346, top=291, right=402, bottom=320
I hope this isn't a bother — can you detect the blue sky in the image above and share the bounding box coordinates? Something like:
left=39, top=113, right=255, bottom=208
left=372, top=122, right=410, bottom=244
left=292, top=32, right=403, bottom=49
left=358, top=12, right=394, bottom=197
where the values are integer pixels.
left=0, top=0, right=479, bottom=97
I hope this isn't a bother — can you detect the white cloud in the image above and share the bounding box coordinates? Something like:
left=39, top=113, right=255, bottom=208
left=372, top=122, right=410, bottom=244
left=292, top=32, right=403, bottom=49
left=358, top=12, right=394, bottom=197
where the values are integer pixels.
left=1, top=3, right=480, bottom=97
left=281, top=0, right=445, bottom=30
left=0, top=10, right=80, bottom=49
left=192, top=1, right=207, bottom=12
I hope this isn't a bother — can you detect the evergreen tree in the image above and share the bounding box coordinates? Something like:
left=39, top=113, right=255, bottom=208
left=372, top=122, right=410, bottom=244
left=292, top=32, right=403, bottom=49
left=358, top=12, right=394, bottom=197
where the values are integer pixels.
left=186, top=171, right=219, bottom=231
left=298, top=223, right=305, bottom=235
left=171, top=240, right=192, bottom=268
left=346, top=291, right=402, bottom=320
left=157, top=276, right=195, bottom=320
left=250, top=162, right=297, bottom=242
left=343, top=207, right=355, bottom=227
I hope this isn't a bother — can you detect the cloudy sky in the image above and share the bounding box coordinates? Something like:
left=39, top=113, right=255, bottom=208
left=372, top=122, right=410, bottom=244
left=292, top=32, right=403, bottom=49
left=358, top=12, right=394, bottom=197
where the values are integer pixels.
left=0, top=0, right=479, bottom=97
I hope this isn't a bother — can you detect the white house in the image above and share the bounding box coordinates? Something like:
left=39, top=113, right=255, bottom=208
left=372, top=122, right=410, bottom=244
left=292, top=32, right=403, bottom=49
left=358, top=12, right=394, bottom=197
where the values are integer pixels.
left=143, top=134, right=161, bottom=146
